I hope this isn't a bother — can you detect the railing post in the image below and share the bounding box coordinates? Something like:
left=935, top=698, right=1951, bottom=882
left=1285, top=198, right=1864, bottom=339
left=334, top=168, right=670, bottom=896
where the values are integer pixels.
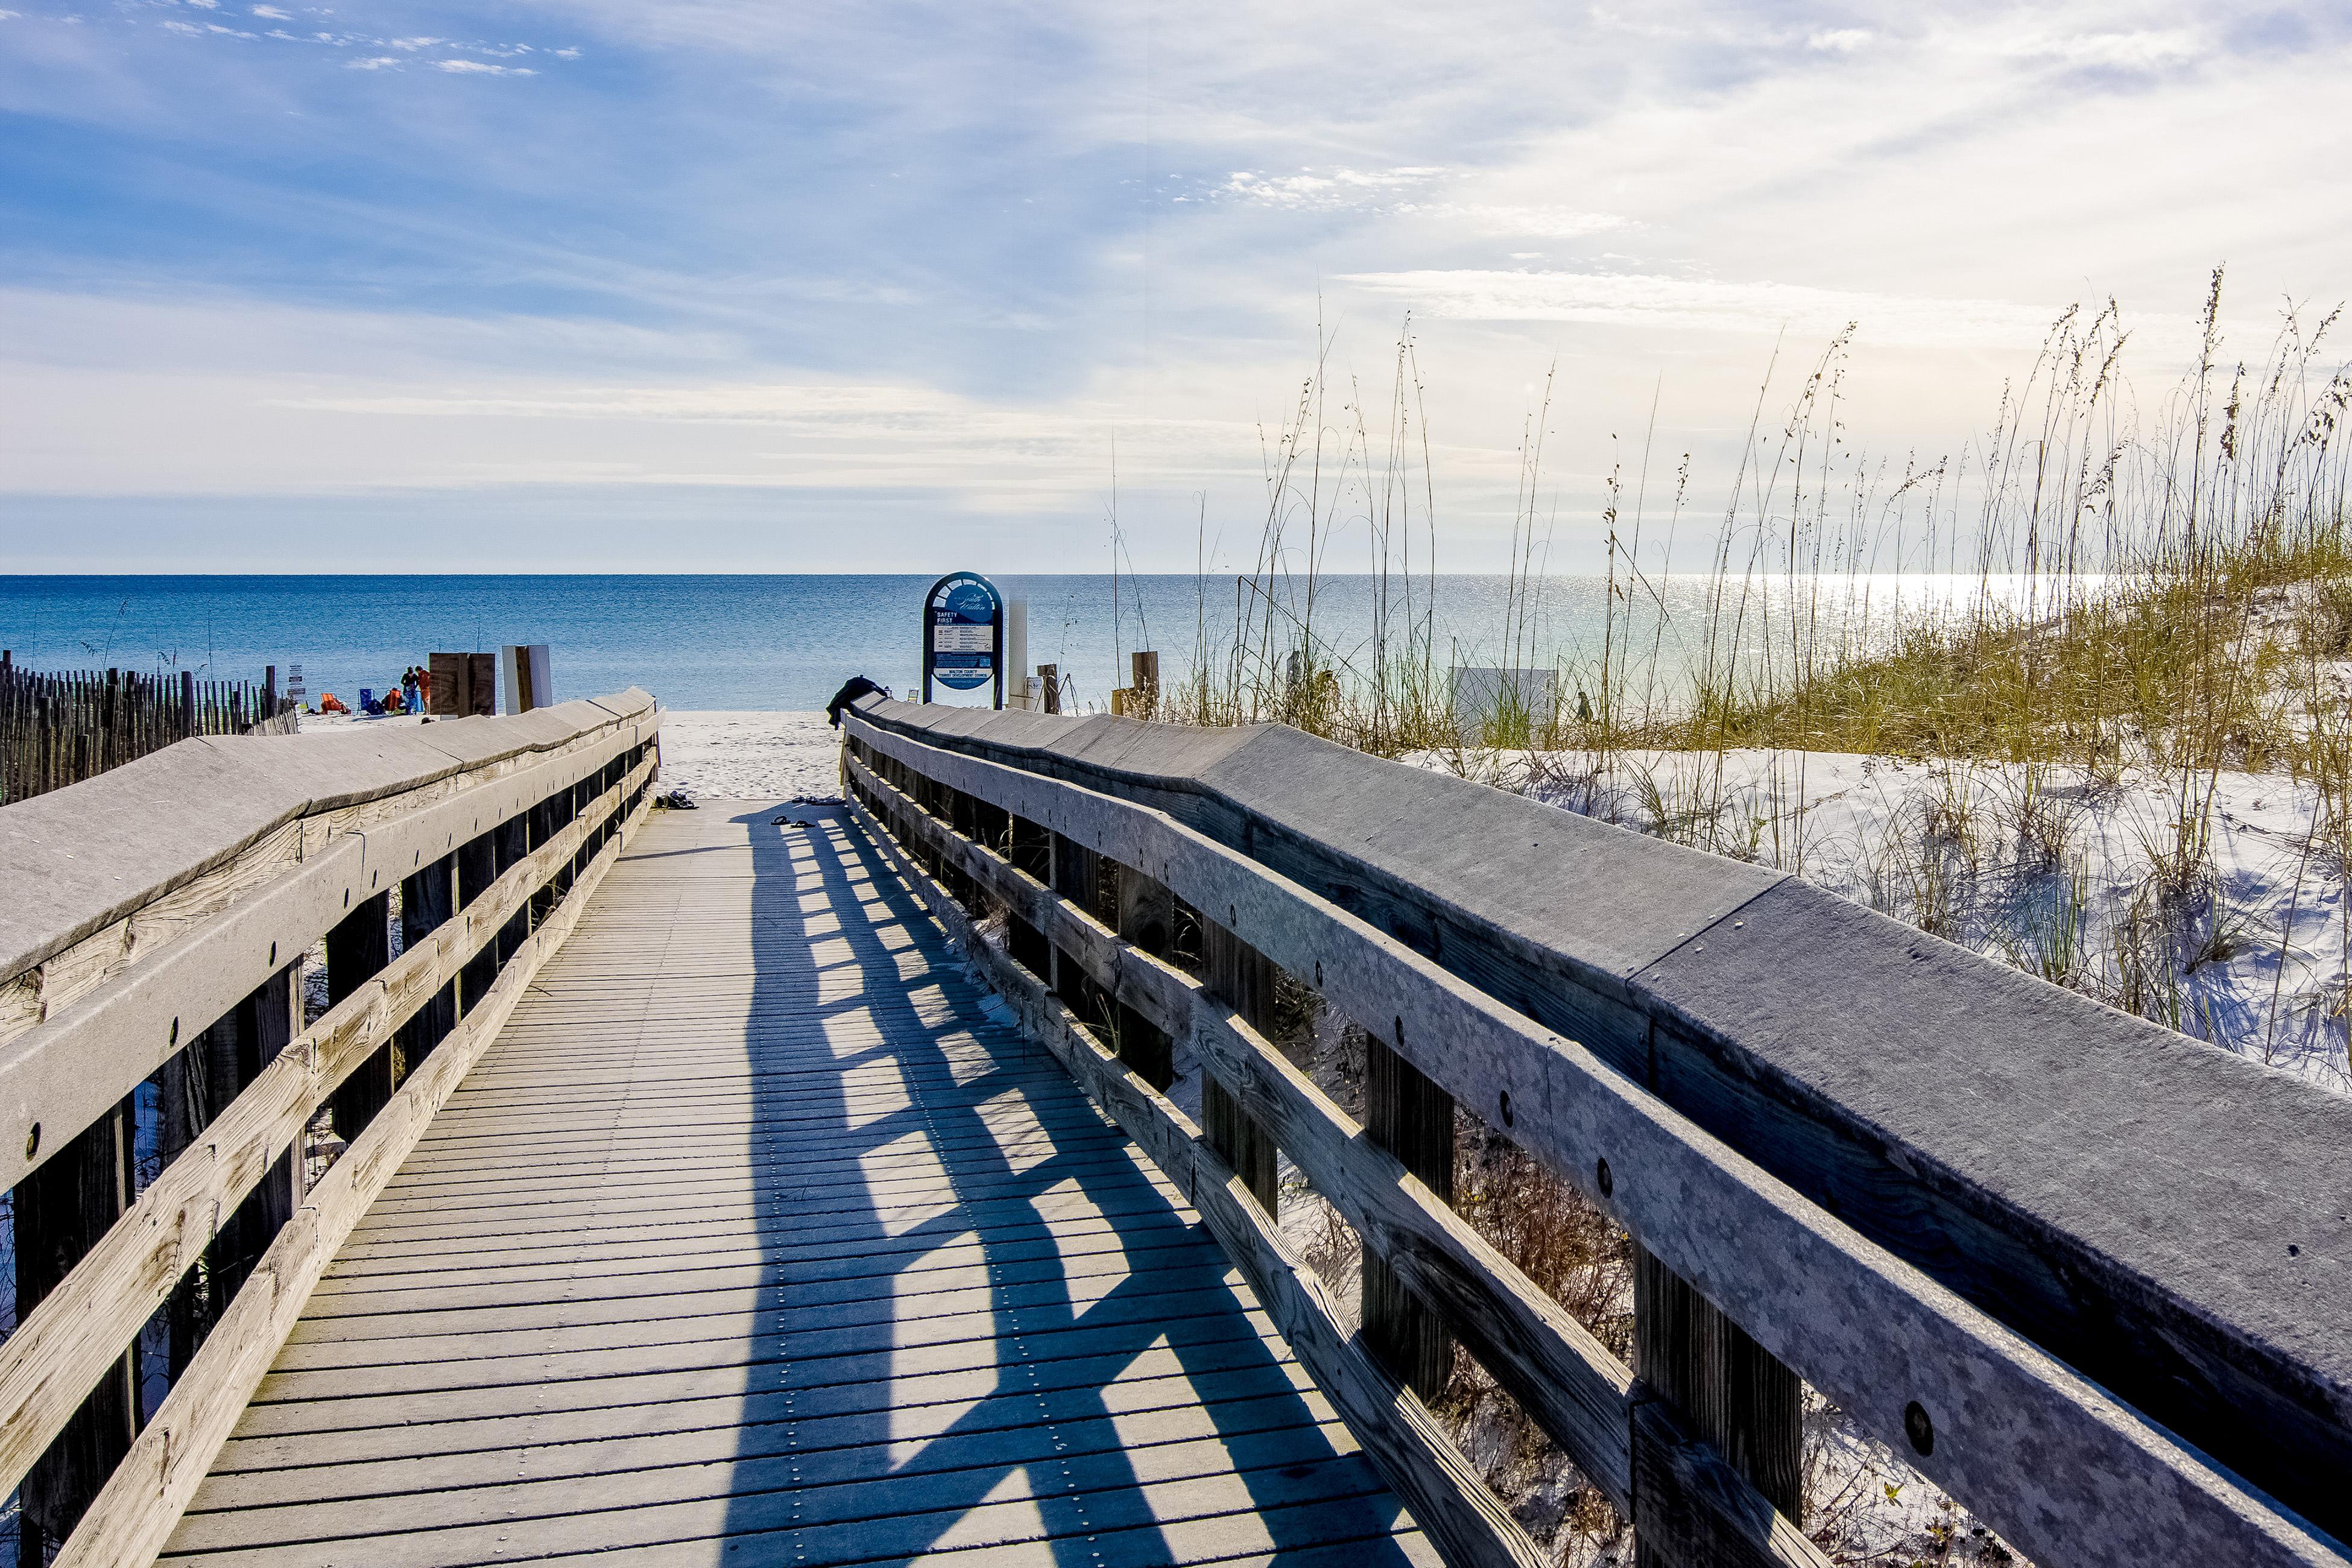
left=1362, top=1025, right=1456, bottom=1398
left=1200, top=920, right=1279, bottom=1213
left=457, top=827, right=499, bottom=1014
left=1632, top=1243, right=1803, bottom=1564
left=157, top=1023, right=219, bottom=1374
left=1049, top=830, right=1099, bottom=1014
left=943, top=788, right=981, bottom=908
left=1113, top=865, right=1175, bottom=1090
left=327, top=890, right=395, bottom=1142
left=158, top=962, right=304, bottom=1379
left=231, top=964, right=305, bottom=1278
left=527, top=793, right=560, bottom=927
left=495, top=811, right=530, bottom=965
left=1005, top=814, right=1053, bottom=982
left=398, top=853, right=458, bottom=1067
left=13, top=1093, right=138, bottom=1559
left=571, top=776, right=596, bottom=880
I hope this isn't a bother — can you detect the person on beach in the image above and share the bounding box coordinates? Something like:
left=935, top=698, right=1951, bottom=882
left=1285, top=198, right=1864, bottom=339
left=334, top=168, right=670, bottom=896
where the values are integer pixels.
left=827, top=675, right=888, bottom=727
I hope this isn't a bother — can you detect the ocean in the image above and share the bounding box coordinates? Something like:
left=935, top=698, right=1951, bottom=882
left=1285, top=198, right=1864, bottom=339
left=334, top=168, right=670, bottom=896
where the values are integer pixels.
left=0, top=573, right=2052, bottom=713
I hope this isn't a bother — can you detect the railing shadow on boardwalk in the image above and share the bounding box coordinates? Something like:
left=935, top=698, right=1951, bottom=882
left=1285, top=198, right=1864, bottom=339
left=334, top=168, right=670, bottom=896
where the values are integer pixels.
left=728, top=803, right=1423, bottom=1564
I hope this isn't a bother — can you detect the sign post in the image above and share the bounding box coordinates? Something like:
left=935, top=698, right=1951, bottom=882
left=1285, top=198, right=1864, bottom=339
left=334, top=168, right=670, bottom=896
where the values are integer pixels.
left=923, top=572, right=1007, bottom=707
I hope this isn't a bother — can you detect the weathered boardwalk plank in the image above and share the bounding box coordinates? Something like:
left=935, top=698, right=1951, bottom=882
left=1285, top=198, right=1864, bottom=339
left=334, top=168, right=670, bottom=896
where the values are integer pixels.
left=162, top=801, right=1437, bottom=1567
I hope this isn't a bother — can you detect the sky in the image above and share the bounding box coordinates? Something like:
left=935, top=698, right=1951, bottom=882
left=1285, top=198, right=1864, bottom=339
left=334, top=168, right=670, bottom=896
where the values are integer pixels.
left=1, top=0, right=2349, bottom=573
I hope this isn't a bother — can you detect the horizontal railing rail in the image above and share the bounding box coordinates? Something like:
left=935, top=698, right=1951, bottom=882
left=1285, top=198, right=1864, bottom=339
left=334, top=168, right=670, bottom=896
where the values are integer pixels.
left=841, top=698, right=2348, bottom=1568
left=0, top=691, right=662, bottom=1563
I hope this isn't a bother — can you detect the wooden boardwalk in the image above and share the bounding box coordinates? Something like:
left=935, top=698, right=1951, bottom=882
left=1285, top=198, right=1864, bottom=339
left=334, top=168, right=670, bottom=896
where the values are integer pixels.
left=159, top=801, right=1437, bottom=1567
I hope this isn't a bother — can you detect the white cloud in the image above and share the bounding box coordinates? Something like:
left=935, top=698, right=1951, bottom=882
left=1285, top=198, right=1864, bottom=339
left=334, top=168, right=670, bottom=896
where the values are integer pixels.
left=2000, top=28, right=2202, bottom=71
left=1222, top=166, right=1446, bottom=210
left=387, top=36, right=440, bottom=50
left=160, top=19, right=201, bottom=34
left=343, top=54, right=400, bottom=69
left=1218, top=169, right=1626, bottom=239
left=1394, top=203, right=1630, bottom=239
left=1341, top=268, right=2064, bottom=347
left=554, top=46, right=581, bottom=59
left=250, top=5, right=289, bottom=17
left=434, top=58, right=536, bottom=75
left=1807, top=28, right=1872, bottom=53
left=182, top=0, right=220, bottom=8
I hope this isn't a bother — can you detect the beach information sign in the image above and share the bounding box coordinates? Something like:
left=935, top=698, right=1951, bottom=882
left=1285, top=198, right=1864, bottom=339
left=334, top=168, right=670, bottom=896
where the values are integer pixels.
left=923, top=571, right=1006, bottom=706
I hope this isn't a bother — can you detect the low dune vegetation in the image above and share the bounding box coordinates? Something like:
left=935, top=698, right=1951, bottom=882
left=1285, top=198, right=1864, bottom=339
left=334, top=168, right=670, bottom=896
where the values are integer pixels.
left=1175, top=271, right=2352, bottom=1085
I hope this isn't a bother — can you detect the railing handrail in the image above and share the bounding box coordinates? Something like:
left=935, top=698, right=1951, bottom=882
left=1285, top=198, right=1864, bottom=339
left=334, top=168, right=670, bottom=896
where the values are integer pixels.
left=1, top=689, right=655, bottom=986
left=842, top=698, right=2350, bottom=1568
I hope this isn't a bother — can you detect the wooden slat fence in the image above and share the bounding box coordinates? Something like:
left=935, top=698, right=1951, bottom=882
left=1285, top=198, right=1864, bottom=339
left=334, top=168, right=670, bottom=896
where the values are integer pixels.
left=0, top=691, right=661, bottom=1563
left=840, top=697, right=2351, bottom=1568
left=0, top=654, right=300, bottom=806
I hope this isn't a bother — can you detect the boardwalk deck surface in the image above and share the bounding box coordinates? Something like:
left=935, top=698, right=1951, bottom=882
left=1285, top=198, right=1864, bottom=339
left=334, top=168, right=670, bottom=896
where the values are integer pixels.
left=163, top=801, right=1435, bottom=1567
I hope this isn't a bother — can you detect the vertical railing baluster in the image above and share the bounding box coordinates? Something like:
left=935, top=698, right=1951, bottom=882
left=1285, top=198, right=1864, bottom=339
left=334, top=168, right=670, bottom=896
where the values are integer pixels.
left=457, top=827, right=500, bottom=1014
left=1200, top=920, right=1280, bottom=1213
left=13, top=1093, right=139, bottom=1558
left=1631, top=1243, right=1803, bottom=1564
left=326, top=890, right=396, bottom=1142
left=1005, top=814, right=1054, bottom=981
left=1112, top=864, right=1175, bottom=1090
left=1363, top=1026, right=1456, bottom=1397
left=399, top=854, right=458, bottom=1067
left=495, top=811, right=530, bottom=965
left=1049, top=830, right=1101, bottom=1024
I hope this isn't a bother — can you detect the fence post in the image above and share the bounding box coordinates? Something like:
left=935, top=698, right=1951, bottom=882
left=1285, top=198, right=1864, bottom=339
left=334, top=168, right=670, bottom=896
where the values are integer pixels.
left=1038, top=663, right=1060, bottom=714
left=1130, top=651, right=1160, bottom=718
left=1631, top=1244, right=1803, bottom=1564
left=1200, top=920, right=1280, bottom=1213
left=12, top=1095, right=139, bottom=1558
left=1363, top=1025, right=1456, bottom=1398
left=326, top=890, right=396, bottom=1142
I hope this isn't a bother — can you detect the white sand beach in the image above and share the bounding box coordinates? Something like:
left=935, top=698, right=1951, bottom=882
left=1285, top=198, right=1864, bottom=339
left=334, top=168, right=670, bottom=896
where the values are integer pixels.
left=653, top=710, right=844, bottom=801
left=300, top=707, right=846, bottom=803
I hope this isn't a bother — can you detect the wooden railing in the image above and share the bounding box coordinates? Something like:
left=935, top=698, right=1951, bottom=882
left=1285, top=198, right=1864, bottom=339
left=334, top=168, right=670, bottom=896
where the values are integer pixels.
left=841, top=697, right=2350, bottom=1568
left=0, top=691, right=661, bottom=1563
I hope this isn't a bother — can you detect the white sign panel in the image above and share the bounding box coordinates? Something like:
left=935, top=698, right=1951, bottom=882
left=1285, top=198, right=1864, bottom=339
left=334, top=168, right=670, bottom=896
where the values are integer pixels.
left=932, top=624, right=995, bottom=653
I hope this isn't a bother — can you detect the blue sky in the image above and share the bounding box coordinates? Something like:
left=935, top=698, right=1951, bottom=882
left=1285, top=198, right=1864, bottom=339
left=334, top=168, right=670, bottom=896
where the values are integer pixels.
left=3, top=1, right=2350, bottom=572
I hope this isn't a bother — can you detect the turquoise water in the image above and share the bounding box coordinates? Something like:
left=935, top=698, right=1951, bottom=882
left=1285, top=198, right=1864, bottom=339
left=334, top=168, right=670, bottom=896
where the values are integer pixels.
left=0, top=574, right=2049, bottom=712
